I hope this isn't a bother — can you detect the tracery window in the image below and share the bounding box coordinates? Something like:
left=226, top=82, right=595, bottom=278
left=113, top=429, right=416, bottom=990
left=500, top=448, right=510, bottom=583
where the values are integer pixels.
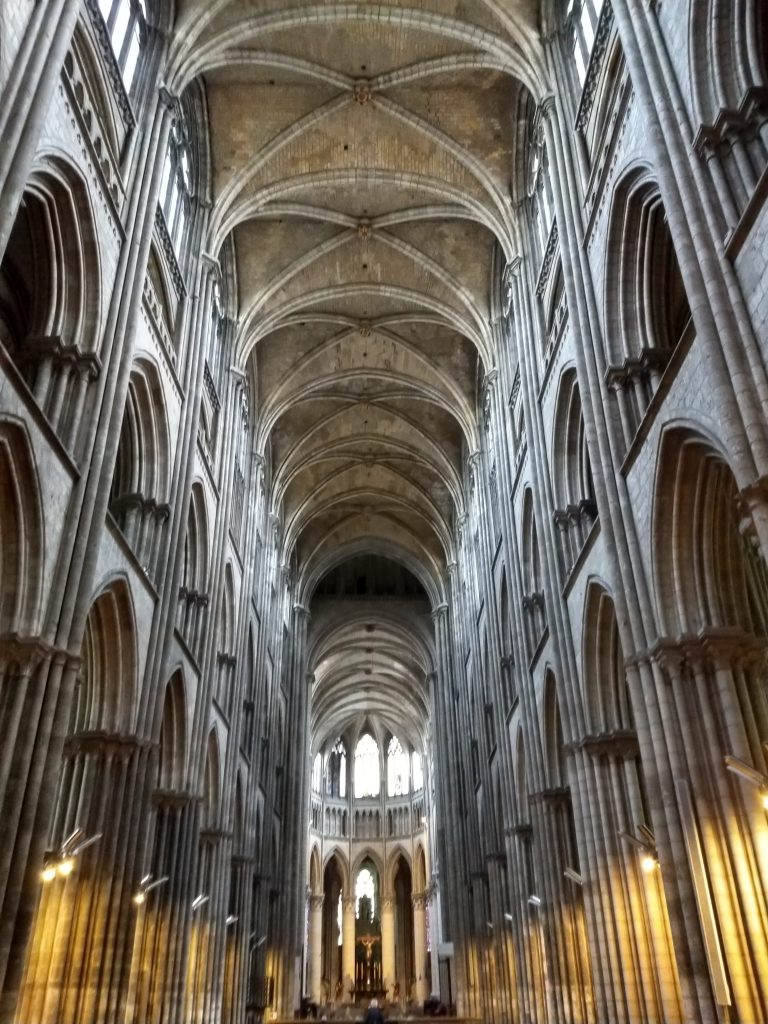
left=312, top=753, right=322, bottom=794
left=326, top=739, right=346, bottom=798
left=159, top=117, right=193, bottom=256
left=97, top=0, right=147, bottom=94
left=354, top=734, right=380, bottom=798
left=387, top=736, right=409, bottom=797
left=355, top=867, right=376, bottom=919
left=568, top=0, right=605, bottom=85
left=412, top=751, right=424, bottom=792
left=529, top=138, right=555, bottom=263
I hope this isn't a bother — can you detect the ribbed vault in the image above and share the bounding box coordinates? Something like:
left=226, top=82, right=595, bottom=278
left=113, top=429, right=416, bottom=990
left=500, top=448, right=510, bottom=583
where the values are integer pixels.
left=309, top=591, right=433, bottom=753
left=166, top=0, right=541, bottom=737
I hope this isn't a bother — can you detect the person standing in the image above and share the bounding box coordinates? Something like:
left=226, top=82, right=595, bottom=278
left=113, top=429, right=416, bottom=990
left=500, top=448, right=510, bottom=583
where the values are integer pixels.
left=364, top=998, right=384, bottom=1024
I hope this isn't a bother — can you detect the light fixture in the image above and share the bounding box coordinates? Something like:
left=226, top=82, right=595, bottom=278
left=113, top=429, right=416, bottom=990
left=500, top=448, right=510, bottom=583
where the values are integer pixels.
left=563, top=867, right=583, bottom=886
left=226, top=914, right=239, bottom=926
left=133, top=874, right=168, bottom=905
left=619, top=824, right=659, bottom=874
left=527, top=895, right=541, bottom=907
left=57, top=857, right=75, bottom=877
left=503, top=912, right=514, bottom=923
left=640, top=854, right=658, bottom=874
left=41, top=862, right=57, bottom=883
left=40, top=828, right=102, bottom=884
left=724, top=754, right=768, bottom=809
left=486, top=921, right=494, bottom=930
left=253, top=935, right=267, bottom=948
left=191, top=894, right=209, bottom=912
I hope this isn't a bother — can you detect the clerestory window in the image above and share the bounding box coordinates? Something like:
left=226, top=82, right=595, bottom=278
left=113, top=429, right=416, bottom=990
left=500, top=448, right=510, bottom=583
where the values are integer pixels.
left=97, top=0, right=147, bottom=95
left=159, top=118, right=193, bottom=256
left=412, top=751, right=424, bottom=792
left=326, top=739, right=346, bottom=799
left=387, top=736, right=409, bottom=797
left=568, top=0, right=606, bottom=86
left=354, top=733, right=380, bottom=798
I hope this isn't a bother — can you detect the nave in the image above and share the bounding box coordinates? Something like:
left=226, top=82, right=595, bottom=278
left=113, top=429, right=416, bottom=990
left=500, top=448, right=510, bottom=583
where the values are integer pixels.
left=0, top=1, right=768, bottom=1023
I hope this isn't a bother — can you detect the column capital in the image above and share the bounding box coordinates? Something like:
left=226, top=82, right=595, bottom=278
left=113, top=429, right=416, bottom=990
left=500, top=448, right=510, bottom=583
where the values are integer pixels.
left=538, top=92, right=557, bottom=120
left=293, top=603, right=311, bottom=620
left=411, top=891, right=428, bottom=911
left=308, top=893, right=324, bottom=911
left=342, top=896, right=356, bottom=913
left=158, top=84, right=179, bottom=111
left=431, top=603, right=449, bottom=621
left=200, top=252, right=221, bottom=275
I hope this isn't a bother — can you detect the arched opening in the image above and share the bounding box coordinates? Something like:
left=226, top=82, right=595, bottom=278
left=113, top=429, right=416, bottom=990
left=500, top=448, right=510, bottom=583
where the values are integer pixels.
left=552, top=368, right=597, bottom=573
left=177, top=482, right=210, bottom=656
left=109, top=357, right=171, bottom=581
left=393, top=857, right=414, bottom=1002
left=521, top=489, right=546, bottom=651
left=605, top=174, right=692, bottom=451
left=20, top=580, right=139, bottom=1022
left=215, top=564, right=237, bottom=718
left=321, top=856, right=345, bottom=1003
left=0, top=162, right=101, bottom=458
left=354, top=733, right=380, bottom=799
left=581, top=581, right=681, bottom=1020
left=0, top=420, right=43, bottom=637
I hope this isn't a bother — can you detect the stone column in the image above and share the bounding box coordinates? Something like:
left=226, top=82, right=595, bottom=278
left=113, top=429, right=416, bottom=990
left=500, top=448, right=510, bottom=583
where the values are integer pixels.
left=412, top=891, right=428, bottom=1003
left=309, top=894, right=324, bottom=1004
left=0, top=0, right=82, bottom=257
left=427, top=886, right=440, bottom=998
left=380, top=896, right=395, bottom=998
left=341, top=897, right=356, bottom=1001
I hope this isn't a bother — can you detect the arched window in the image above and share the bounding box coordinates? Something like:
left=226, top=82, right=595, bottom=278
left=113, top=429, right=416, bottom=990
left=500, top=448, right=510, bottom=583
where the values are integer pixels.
left=529, top=137, right=554, bottom=259
left=387, top=736, right=409, bottom=797
left=312, top=753, right=322, bottom=794
left=354, top=734, right=380, bottom=798
left=326, top=739, right=346, bottom=798
left=159, top=114, right=193, bottom=256
left=355, top=866, right=376, bottom=919
left=412, top=751, right=424, bottom=792
left=97, top=0, right=148, bottom=94
left=568, top=0, right=606, bottom=85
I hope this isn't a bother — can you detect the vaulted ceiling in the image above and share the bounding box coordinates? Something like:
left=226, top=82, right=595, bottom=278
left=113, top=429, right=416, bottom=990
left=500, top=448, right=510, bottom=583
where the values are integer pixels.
left=167, top=0, right=547, bottom=746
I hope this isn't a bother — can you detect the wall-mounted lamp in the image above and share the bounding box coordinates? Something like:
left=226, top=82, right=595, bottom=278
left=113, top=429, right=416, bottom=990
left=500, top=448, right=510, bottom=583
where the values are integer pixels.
left=191, top=894, right=209, bottom=912
left=619, top=824, right=658, bottom=873
left=226, top=914, right=239, bottom=926
left=252, top=935, right=267, bottom=948
left=133, top=874, right=169, bottom=905
left=486, top=921, right=494, bottom=931
left=503, top=912, right=514, bottom=923
left=527, top=895, right=541, bottom=907
left=41, top=828, right=102, bottom=883
left=724, top=754, right=768, bottom=809
left=563, top=867, right=583, bottom=886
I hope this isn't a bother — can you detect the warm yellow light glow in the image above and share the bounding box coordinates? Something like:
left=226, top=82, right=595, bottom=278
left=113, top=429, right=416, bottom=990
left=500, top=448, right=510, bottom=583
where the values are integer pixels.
left=41, top=865, right=57, bottom=883
left=641, top=854, right=658, bottom=874
left=133, top=891, right=146, bottom=905
left=57, top=858, right=75, bottom=877
left=762, top=791, right=768, bottom=811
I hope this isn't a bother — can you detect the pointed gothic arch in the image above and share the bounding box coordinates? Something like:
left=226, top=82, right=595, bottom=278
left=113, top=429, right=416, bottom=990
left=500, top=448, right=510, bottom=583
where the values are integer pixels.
left=0, top=419, right=44, bottom=636
left=603, top=169, right=693, bottom=449
left=71, top=576, right=138, bottom=735
left=158, top=669, right=188, bottom=791
left=0, top=157, right=102, bottom=455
